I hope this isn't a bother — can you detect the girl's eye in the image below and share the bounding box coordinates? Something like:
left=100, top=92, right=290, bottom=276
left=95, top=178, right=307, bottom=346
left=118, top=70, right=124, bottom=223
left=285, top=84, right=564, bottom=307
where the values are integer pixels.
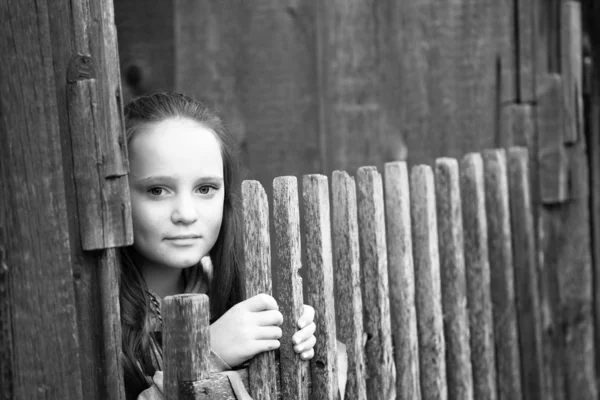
left=197, top=185, right=217, bottom=195
left=147, top=187, right=166, bottom=197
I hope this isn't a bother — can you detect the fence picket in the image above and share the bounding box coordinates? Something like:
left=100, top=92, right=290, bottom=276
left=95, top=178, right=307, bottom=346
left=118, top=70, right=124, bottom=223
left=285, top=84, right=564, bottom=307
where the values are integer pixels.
left=303, top=175, right=339, bottom=399
left=383, top=162, right=421, bottom=400
left=410, top=165, right=447, bottom=400
left=242, top=181, right=278, bottom=399
left=506, top=147, right=546, bottom=400
left=273, top=177, right=310, bottom=400
left=434, top=158, right=474, bottom=400
left=331, top=171, right=368, bottom=400
left=356, top=167, right=396, bottom=399
left=482, top=150, right=523, bottom=400
left=460, top=153, right=498, bottom=400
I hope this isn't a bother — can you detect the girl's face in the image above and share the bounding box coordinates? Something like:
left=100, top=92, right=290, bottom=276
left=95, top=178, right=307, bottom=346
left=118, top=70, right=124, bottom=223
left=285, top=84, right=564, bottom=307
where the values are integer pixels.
left=128, top=117, right=224, bottom=272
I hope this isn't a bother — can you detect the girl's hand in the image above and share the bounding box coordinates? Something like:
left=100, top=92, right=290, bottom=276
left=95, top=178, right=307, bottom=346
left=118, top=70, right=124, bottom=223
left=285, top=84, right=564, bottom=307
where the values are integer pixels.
left=292, top=304, right=316, bottom=360
left=210, top=293, right=283, bottom=368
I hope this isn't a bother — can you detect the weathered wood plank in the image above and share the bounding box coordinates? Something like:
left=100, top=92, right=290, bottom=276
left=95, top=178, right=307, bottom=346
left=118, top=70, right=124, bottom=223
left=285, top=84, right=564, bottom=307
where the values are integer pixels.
left=506, top=148, right=546, bottom=400
left=560, top=1, right=583, bottom=144
left=356, top=167, right=396, bottom=400
left=516, top=0, right=537, bottom=102
left=0, top=0, right=84, bottom=398
left=163, top=294, right=211, bottom=400
left=331, top=171, right=368, bottom=400
left=273, top=177, right=309, bottom=400
left=482, top=149, right=523, bottom=400
left=303, top=175, right=338, bottom=400
left=410, top=165, right=447, bottom=400
left=460, top=153, right=497, bottom=400
left=242, top=181, right=278, bottom=399
left=434, top=158, right=473, bottom=400
left=383, top=162, right=421, bottom=400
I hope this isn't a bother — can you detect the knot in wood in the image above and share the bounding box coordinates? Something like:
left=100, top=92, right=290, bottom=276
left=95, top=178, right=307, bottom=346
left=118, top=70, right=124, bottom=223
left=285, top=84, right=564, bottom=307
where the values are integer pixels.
left=67, top=54, right=96, bottom=83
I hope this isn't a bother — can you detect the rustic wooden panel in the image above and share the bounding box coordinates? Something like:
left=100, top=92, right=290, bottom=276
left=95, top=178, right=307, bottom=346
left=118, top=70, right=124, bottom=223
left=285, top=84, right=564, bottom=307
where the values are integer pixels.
left=0, top=0, right=83, bottom=398
left=460, top=154, right=497, bottom=400
left=435, top=158, right=474, bottom=400
left=273, top=177, right=309, bottom=400
left=241, top=181, right=278, bottom=399
left=383, top=162, right=421, bottom=400
left=516, top=0, right=537, bottom=102
left=410, top=165, right=447, bottom=400
left=506, top=148, right=546, bottom=400
left=331, top=171, right=368, bottom=400
left=356, top=167, right=396, bottom=400
left=482, top=149, right=523, bottom=400
left=560, top=1, right=583, bottom=144
left=303, top=175, right=338, bottom=400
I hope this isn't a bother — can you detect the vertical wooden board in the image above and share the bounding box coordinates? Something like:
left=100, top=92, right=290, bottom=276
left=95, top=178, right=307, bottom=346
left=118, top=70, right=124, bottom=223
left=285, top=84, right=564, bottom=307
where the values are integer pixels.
left=503, top=104, right=535, bottom=149
left=506, top=148, right=546, bottom=400
left=303, top=175, right=338, bottom=400
left=356, top=167, right=396, bottom=400
left=0, top=0, right=83, bottom=398
left=560, top=1, right=583, bottom=144
left=517, top=0, right=537, bottom=102
left=410, top=165, right=448, bottom=400
left=482, top=149, right=523, bottom=400
left=383, top=162, right=421, bottom=400
left=163, top=294, right=211, bottom=400
left=331, top=171, right=368, bottom=400
left=114, top=0, right=175, bottom=102
left=434, top=158, right=474, bottom=400
left=460, top=154, right=498, bottom=400
left=273, top=177, right=309, bottom=400
left=241, top=181, right=278, bottom=399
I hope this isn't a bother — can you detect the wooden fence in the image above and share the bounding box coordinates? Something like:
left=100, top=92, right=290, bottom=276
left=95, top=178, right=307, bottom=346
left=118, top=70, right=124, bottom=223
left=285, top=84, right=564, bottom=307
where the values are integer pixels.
left=161, top=146, right=544, bottom=400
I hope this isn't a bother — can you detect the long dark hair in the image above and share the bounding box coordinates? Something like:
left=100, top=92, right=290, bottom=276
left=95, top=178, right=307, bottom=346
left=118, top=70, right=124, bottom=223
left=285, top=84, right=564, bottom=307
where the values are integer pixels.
left=119, top=92, right=245, bottom=397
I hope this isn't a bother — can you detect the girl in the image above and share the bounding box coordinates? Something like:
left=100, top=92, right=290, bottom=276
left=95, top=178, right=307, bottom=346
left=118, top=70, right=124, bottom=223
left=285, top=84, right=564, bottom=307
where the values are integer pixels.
left=120, top=92, right=317, bottom=400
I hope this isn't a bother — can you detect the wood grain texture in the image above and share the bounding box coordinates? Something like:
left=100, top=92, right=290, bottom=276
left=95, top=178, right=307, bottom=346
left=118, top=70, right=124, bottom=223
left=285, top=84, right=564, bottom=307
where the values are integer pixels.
left=179, top=374, right=239, bottom=400
left=356, top=167, right=396, bottom=400
left=410, top=165, right=447, bottom=400
left=303, top=175, right=338, bottom=400
left=273, top=177, right=309, bottom=400
left=383, top=162, right=421, bottom=400
left=434, top=158, right=473, bottom=400
left=460, top=154, right=497, bottom=400
left=506, top=148, right=546, bottom=400
left=242, top=181, right=278, bottom=399
left=482, top=149, right=523, bottom=400
left=560, top=1, right=583, bottom=144
left=163, top=294, right=211, bottom=400
left=331, top=171, right=368, bottom=400
left=0, top=1, right=84, bottom=398
left=516, top=0, right=537, bottom=102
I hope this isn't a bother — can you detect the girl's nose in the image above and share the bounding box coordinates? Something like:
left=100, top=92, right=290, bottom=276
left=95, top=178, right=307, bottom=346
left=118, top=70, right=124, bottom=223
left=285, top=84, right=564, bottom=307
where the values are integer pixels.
left=171, top=195, right=199, bottom=224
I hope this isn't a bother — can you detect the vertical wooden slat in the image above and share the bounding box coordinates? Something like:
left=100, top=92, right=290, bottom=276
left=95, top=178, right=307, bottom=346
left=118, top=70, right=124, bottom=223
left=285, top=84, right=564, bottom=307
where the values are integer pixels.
left=331, top=171, right=368, bottom=400
left=242, top=180, right=278, bottom=399
left=303, top=175, right=338, bottom=400
left=516, top=0, right=537, bottom=102
left=356, top=167, right=396, bottom=400
left=560, top=0, right=583, bottom=144
left=273, top=177, right=309, bottom=400
left=163, top=294, right=211, bottom=400
left=435, top=158, right=473, bottom=400
left=410, top=165, right=447, bottom=400
left=482, top=149, right=523, bottom=400
left=383, top=162, right=421, bottom=400
left=460, top=154, right=497, bottom=400
left=506, top=148, right=546, bottom=400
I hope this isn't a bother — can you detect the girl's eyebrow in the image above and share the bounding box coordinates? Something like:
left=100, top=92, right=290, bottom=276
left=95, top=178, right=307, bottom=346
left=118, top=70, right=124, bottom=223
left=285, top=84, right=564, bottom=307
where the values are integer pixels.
left=136, top=175, right=224, bottom=183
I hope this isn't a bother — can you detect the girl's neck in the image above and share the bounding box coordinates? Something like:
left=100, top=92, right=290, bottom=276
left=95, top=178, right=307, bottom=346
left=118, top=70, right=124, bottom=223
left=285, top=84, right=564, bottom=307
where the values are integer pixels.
left=141, top=262, right=186, bottom=299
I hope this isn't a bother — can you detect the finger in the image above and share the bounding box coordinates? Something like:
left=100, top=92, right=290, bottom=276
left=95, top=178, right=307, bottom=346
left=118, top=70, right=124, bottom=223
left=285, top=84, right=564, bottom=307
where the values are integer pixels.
left=254, top=326, right=283, bottom=340
left=293, top=335, right=316, bottom=354
left=200, top=256, right=214, bottom=282
left=300, top=348, right=314, bottom=361
left=297, top=304, right=315, bottom=329
left=255, top=310, right=284, bottom=326
left=248, top=339, right=280, bottom=355
left=292, top=321, right=316, bottom=345
left=242, top=294, right=278, bottom=312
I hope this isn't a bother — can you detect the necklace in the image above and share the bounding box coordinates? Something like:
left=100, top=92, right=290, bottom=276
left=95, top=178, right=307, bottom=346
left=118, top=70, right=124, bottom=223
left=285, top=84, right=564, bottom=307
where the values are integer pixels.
left=147, top=290, right=163, bottom=325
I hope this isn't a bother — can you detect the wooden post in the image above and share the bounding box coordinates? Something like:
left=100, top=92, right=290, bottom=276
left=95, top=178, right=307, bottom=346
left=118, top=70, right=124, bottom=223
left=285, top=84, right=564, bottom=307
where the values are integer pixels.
left=163, top=294, right=211, bottom=400
left=303, top=175, right=339, bottom=399
left=273, top=177, right=309, bottom=400
left=242, top=181, right=278, bottom=399
left=331, top=171, right=368, bottom=400
left=435, top=158, right=474, bottom=400
left=410, top=165, right=448, bottom=400
left=356, top=167, right=396, bottom=400
left=460, top=153, right=498, bottom=400
left=482, top=149, right=523, bottom=400
left=383, top=162, right=421, bottom=400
